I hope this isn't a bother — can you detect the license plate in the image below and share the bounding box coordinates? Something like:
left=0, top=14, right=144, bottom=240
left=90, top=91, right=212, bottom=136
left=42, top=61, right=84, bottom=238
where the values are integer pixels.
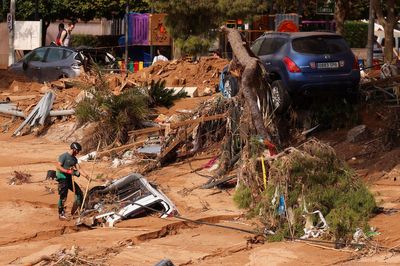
left=317, top=62, right=339, bottom=69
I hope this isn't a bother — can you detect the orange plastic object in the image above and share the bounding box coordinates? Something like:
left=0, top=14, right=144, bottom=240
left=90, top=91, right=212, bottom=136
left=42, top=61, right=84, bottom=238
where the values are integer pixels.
left=277, top=20, right=299, bottom=32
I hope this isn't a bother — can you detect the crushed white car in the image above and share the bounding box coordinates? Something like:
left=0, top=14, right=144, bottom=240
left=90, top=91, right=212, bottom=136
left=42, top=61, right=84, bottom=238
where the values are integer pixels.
left=80, top=173, right=177, bottom=227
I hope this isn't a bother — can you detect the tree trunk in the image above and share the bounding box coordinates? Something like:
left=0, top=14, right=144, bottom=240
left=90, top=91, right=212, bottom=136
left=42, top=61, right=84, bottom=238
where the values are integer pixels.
left=373, top=0, right=398, bottom=63
left=42, top=20, right=50, bottom=46
left=221, top=26, right=272, bottom=140
left=384, top=23, right=395, bottom=63
left=334, top=0, right=347, bottom=36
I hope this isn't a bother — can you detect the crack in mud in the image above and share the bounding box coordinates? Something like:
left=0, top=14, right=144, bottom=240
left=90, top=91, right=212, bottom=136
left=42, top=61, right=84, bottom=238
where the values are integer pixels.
left=131, top=214, right=242, bottom=244
left=0, top=225, right=90, bottom=247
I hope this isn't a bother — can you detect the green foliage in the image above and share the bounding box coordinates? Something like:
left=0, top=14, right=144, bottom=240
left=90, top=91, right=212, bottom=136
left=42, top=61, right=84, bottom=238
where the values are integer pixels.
left=76, top=69, right=148, bottom=147
left=71, top=34, right=121, bottom=48
left=148, top=80, right=187, bottom=108
left=217, top=0, right=267, bottom=19
left=245, top=141, right=376, bottom=242
left=175, top=36, right=211, bottom=56
left=9, top=0, right=149, bottom=22
left=75, top=97, right=100, bottom=122
left=233, top=184, right=252, bottom=209
left=151, top=0, right=266, bottom=57
left=151, top=0, right=223, bottom=40
left=343, top=21, right=369, bottom=48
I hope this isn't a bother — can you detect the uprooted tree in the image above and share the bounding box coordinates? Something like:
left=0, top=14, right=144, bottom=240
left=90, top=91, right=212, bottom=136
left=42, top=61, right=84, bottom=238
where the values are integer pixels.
left=215, top=27, right=376, bottom=243
left=211, top=26, right=280, bottom=184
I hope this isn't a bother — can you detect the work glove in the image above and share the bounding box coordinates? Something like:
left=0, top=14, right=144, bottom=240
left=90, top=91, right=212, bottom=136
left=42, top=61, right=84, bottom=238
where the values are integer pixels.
left=73, top=170, right=80, bottom=177
left=65, top=169, right=73, bottom=175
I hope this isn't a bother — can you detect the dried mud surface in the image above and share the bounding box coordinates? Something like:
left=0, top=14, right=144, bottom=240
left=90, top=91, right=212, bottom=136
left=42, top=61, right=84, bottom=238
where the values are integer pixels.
left=1, top=67, right=400, bottom=265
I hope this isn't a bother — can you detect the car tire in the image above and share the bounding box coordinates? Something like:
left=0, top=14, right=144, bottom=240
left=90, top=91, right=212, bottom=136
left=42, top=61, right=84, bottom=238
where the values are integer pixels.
left=270, top=80, right=290, bottom=113
left=222, top=75, right=239, bottom=98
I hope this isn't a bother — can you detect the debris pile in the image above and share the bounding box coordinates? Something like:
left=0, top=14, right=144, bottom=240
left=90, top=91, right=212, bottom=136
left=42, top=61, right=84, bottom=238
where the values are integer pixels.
left=8, top=171, right=31, bottom=185
left=79, top=173, right=177, bottom=227
left=234, top=139, right=376, bottom=242
left=360, top=64, right=400, bottom=107
left=128, top=56, right=228, bottom=94
left=26, top=245, right=105, bottom=266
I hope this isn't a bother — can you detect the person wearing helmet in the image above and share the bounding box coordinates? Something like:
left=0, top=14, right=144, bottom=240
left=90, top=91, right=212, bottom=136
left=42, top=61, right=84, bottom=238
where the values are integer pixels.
left=56, top=142, right=88, bottom=220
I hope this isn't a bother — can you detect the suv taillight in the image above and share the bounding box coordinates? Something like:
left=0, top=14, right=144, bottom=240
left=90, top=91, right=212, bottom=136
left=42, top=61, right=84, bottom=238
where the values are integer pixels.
left=352, top=56, right=359, bottom=70
left=283, top=56, right=301, bottom=73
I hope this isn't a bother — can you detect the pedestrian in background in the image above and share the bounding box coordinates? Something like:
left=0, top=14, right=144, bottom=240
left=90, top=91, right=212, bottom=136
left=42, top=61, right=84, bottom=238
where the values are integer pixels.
left=60, top=22, right=75, bottom=47
left=55, top=23, right=65, bottom=46
left=152, top=48, right=168, bottom=65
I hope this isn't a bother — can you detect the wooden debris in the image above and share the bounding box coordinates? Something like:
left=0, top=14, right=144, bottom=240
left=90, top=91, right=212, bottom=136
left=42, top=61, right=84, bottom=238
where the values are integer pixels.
left=159, top=123, right=198, bottom=160
left=9, top=171, right=31, bottom=185
left=97, top=140, right=145, bottom=158
left=128, top=113, right=226, bottom=138
left=202, top=175, right=236, bottom=189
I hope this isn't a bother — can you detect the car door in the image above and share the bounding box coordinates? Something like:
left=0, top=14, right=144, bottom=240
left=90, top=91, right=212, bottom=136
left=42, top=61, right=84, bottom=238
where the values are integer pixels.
left=42, top=47, right=66, bottom=81
left=250, top=38, right=265, bottom=55
left=258, top=37, right=287, bottom=73
left=24, top=47, right=47, bottom=82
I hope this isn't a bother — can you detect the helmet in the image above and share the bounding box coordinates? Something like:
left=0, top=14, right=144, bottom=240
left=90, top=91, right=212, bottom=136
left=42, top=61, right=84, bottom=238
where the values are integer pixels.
left=70, top=142, right=82, bottom=152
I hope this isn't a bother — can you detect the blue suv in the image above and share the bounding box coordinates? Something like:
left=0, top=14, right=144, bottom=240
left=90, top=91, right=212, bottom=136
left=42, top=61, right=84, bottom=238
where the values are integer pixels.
left=220, top=32, right=360, bottom=113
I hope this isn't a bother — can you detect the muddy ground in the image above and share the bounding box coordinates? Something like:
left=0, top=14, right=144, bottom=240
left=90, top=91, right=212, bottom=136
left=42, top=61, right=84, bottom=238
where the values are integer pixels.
left=1, top=67, right=400, bottom=265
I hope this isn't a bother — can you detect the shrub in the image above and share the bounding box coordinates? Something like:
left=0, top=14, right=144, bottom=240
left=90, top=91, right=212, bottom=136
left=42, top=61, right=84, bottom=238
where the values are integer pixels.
left=148, top=80, right=187, bottom=108
left=71, top=34, right=122, bottom=48
left=233, top=184, right=252, bottom=209
left=343, top=21, right=368, bottom=48
left=244, top=140, right=376, bottom=242
left=175, top=36, right=211, bottom=57
left=75, top=70, right=148, bottom=151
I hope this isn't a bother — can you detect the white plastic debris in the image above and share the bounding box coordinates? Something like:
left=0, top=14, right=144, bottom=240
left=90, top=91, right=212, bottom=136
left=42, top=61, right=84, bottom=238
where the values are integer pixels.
left=301, top=210, right=329, bottom=239
left=111, top=158, right=134, bottom=168
left=352, top=228, right=367, bottom=243
left=79, top=151, right=97, bottom=162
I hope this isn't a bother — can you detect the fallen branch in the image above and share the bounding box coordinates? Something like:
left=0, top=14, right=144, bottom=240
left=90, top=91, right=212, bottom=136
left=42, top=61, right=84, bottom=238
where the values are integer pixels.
left=97, top=140, right=145, bottom=158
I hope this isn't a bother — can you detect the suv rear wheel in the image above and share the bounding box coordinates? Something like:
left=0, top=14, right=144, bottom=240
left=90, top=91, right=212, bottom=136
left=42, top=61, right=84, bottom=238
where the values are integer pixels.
left=271, top=80, right=290, bottom=113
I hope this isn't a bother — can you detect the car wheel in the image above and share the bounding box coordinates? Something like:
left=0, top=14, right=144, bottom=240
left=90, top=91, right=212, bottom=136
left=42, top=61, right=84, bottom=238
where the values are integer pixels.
left=270, top=80, right=290, bottom=113
left=222, top=75, right=239, bottom=98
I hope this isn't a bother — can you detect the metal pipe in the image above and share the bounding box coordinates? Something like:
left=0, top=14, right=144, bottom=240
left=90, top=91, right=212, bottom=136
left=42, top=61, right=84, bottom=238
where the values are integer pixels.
left=0, top=108, right=25, bottom=117
left=8, top=0, right=16, bottom=65
left=125, top=0, right=129, bottom=73
left=49, top=109, right=75, bottom=116
left=366, top=0, right=374, bottom=68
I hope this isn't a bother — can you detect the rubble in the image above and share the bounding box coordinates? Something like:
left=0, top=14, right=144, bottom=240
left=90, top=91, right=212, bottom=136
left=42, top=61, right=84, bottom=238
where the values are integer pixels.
left=13, top=91, right=55, bottom=136
left=127, top=56, right=228, bottom=94
left=347, top=124, right=370, bottom=143
left=25, top=245, right=105, bottom=266
left=78, top=173, right=178, bottom=227
left=235, top=139, right=376, bottom=242
left=8, top=171, right=31, bottom=185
